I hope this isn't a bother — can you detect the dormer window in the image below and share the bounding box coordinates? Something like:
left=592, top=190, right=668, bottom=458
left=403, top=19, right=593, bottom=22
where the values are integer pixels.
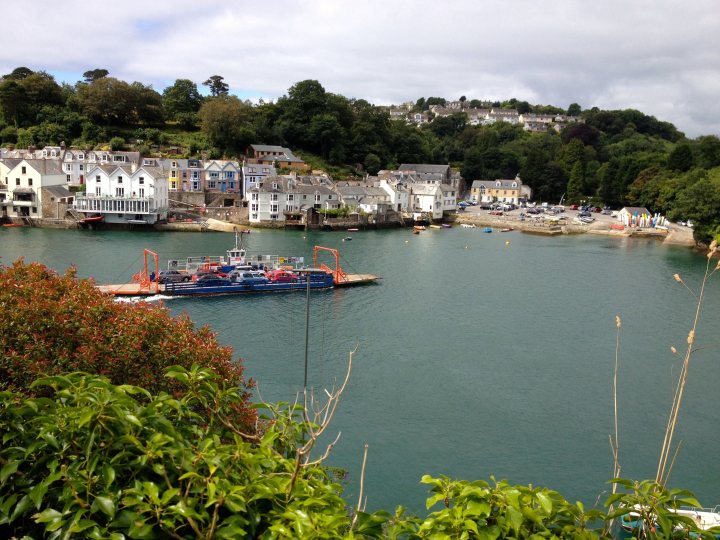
left=117, top=176, right=123, bottom=184
left=78, top=154, right=84, bottom=160
left=512, top=182, right=517, bottom=187
left=272, top=183, right=277, bottom=189
left=495, top=181, right=501, bottom=187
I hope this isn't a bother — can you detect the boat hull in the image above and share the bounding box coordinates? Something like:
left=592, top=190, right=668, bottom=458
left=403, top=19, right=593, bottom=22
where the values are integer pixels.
left=163, top=274, right=335, bottom=296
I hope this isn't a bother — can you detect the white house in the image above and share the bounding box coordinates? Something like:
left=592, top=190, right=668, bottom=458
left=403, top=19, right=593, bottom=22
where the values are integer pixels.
left=73, top=163, right=168, bottom=224
left=242, top=162, right=276, bottom=197
left=378, top=178, right=410, bottom=212
left=62, top=150, right=139, bottom=186
left=1, top=158, right=65, bottom=219
left=247, top=175, right=340, bottom=224
left=408, top=183, right=444, bottom=220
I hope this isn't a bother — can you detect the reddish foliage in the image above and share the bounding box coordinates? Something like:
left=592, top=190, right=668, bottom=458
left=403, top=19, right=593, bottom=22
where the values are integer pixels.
left=0, top=259, right=256, bottom=428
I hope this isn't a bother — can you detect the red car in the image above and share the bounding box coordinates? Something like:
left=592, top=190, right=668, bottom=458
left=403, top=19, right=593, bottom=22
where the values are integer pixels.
left=489, top=210, right=503, bottom=216
left=268, top=269, right=298, bottom=282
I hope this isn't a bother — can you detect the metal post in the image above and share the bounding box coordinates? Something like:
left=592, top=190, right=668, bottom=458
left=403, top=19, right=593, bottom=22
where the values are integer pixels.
left=297, top=268, right=326, bottom=393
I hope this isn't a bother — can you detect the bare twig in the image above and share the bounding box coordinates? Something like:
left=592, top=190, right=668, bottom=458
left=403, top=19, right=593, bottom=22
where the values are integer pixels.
left=352, top=443, right=370, bottom=528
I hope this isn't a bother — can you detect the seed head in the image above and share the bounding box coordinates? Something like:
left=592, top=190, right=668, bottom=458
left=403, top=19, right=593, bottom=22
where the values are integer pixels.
left=670, top=346, right=677, bottom=354
left=687, top=330, right=695, bottom=345
left=710, top=240, right=718, bottom=251
left=615, top=315, right=622, bottom=329
left=673, top=274, right=683, bottom=284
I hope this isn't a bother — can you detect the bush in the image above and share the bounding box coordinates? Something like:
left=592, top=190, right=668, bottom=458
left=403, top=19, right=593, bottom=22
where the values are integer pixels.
left=0, top=261, right=254, bottom=428
left=109, top=136, right=125, bottom=150
left=0, top=368, right=357, bottom=539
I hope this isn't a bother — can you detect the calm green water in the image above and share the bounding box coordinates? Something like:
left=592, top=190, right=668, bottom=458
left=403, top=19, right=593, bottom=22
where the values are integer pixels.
left=2, top=226, right=719, bottom=512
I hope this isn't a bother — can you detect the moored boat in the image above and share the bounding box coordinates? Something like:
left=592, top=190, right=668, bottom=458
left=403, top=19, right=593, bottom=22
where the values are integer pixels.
left=483, top=227, right=493, bottom=233
left=460, top=223, right=476, bottom=229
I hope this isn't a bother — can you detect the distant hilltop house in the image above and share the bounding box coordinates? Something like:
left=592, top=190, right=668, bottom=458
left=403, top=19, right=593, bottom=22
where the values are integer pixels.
left=245, top=144, right=309, bottom=171
left=470, top=175, right=531, bottom=205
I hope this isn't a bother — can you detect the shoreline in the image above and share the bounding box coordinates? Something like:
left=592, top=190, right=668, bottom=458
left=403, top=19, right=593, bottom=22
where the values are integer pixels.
left=454, top=212, right=696, bottom=247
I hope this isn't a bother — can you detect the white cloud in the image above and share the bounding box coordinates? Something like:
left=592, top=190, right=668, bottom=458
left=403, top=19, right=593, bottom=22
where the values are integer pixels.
left=2, top=0, right=718, bottom=136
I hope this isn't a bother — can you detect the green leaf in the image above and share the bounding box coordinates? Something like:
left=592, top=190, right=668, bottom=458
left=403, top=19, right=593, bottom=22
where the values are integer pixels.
left=0, top=460, right=20, bottom=483
left=91, top=496, right=116, bottom=519
left=34, top=508, right=63, bottom=523
left=29, top=482, right=49, bottom=508
left=536, top=491, right=553, bottom=514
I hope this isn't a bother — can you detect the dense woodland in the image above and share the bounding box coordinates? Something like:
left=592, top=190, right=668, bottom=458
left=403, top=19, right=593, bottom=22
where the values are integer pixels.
left=1, top=67, right=719, bottom=242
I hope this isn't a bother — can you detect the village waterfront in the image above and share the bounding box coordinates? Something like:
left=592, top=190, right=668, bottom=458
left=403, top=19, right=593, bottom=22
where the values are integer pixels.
left=2, top=226, right=719, bottom=513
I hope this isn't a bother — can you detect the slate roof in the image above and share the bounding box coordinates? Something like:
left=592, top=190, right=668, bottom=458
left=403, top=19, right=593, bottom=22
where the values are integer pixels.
left=398, top=164, right=450, bottom=175
left=42, top=185, right=73, bottom=199
left=471, top=179, right=521, bottom=189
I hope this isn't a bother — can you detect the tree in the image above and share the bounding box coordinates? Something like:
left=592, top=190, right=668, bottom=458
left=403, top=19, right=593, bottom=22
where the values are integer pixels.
left=198, top=96, right=256, bottom=155
left=2, top=66, right=34, bottom=80
left=82, top=68, right=109, bottom=83
left=566, top=160, right=585, bottom=202
left=667, top=143, right=694, bottom=172
left=567, top=102, right=582, bottom=116
left=0, top=79, right=27, bottom=126
left=697, top=136, right=720, bottom=168
left=203, top=74, right=229, bottom=97
left=163, top=78, right=203, bottom=119
left=0, top=260, right=253, bottom=427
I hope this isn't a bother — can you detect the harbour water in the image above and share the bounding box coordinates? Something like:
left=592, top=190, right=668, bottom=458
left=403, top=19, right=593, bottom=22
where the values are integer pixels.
left=2, top=226, right=719, bottom=513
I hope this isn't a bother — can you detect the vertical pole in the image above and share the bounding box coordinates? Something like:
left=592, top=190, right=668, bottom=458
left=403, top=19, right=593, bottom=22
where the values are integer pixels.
left=303, top=269, right=311, bottom=392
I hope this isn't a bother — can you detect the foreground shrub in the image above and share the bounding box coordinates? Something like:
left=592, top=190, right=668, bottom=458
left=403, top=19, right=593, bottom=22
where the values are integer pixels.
left=0, top=260, right=254, bottom=427
left=0, top=368, right=358, bottom=538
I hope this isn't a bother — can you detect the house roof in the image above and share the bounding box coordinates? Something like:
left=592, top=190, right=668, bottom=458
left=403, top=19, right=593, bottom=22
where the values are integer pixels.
left=471, top=179, right=521, bottom=189
left=22, top=159, right=63, bottom=175
left=620, top=207, right=652, bottom=215
left=42, top=185, right=73, bottom=199
left=398, top=164, right=450, bottom=175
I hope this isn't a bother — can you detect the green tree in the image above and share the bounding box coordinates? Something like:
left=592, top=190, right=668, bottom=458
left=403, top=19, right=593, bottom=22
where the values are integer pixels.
left=670, top=168, right=720, bottom=242
left=567, top=102, right=582, bottom=116
left=203, top=74, right=229, bottom=97
left=109, top=136, right=125, bottom=150
left=667, top=143, right=694, bottom=172
left=82, top=68, right=109, bottom=83
left=198, top=96, right=256, bottom=155
left=2, top=66, right=34, bottom=80
left=163, top=78, right=203, bottom=119
left=696, top=136, right=720, bottom=168
left=566, top=160, right=585, bottom=202
left=0, top=79, right=27, bottom=126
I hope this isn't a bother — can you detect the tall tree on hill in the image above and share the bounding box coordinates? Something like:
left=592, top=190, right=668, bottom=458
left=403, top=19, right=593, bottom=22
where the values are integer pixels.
left=163, top=79, right=203, bottom=119
left=2, top=66, right=34, bottom=80
left=667, top=143, right=694, bottom=172
left=203, top=75, right=229, bottom=97
left=82, top=68, right=109, bottom=83
left=198, top=96, right=255, bottom=156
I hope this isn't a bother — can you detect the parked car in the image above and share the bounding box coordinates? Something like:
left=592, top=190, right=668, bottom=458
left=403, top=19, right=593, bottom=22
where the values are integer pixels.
left=268, top=269, right=298, bottom=282
left=192, top=270, right=228, bottom=281
left=229, top=270, right=269, bottom=284
left=158, top=270, right=191, bottom=283
left=577, top=210, right=592, bottom=218
left=601, top=208, right=612, bottom=215
left=195, top=274, right=231, bottom=286
left=489, top=210, right=504, bottom=216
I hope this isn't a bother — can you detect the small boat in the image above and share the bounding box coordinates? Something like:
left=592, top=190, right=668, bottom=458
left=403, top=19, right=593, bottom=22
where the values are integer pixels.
left=460, top=224, right=476, bottom=229
left=483, top=227, right=493, bottom=233
left=429, top=224, right=442, bottom=229
left=2, top=223, right=23, bottom=228
left=442, top=223, right=452, bottom=228
left=81, top=214, right=105, bottom=223
left=500, top=227, right=514, bottom=232
left=342, top=236, right=352, bottom=241
left=413, top=225, right=426, bottom=231
left=620, top=505, right=720, bottom=538
left=347, top=228, right=359, bottom=232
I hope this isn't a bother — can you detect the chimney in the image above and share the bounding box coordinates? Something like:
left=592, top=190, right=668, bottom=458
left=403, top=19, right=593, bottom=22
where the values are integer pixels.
left=131, top=161, right=137, bottom=173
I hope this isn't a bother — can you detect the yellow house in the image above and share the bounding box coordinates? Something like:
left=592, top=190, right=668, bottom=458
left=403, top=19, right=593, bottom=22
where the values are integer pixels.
left=469, top=176, right=530, bottom=205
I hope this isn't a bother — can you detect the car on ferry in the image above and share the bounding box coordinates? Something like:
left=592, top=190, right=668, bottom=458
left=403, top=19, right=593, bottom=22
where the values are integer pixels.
left=158, top=270, right=191, bottom=283
left=195, top=274, right=232, bottom=286
left=267, top=269, right=298, bottom=282
left=228, top=270, right=269, bottom=284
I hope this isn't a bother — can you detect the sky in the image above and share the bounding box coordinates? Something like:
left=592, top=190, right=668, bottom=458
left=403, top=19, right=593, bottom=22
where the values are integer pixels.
left=2, top=0, right=719, bottom=138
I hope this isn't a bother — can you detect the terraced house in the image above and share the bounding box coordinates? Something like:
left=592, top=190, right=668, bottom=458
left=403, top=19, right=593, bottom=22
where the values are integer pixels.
left=469, top=175, right=531, bottom=205
left=247, top=174, right=339, bottom=224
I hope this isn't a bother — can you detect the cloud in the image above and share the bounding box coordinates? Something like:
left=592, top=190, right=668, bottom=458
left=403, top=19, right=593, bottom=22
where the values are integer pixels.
left=1, top=0, right=718, bottom=137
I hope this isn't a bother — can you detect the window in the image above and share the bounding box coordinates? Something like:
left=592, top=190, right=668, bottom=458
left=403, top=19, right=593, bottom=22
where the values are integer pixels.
left=262, top=168, right=269, bottom=173
left=96, top=175, right=101, bottom=182
left=78, top=154, right=84, bottom=160
left=251, top=193, right=258, bottom=201
left=117, top=176, right=123, bottom=184
left=79, top=164, right=84, bottom=171
left=210, top=171, right=219, bottom=179
left=28, top=178, right=33, bottom=186
left=172, top=161, right=177, bottom=168
left=139, top=177, right=144, bottom=184
left=288, top=194, right=294, bottom=201
left=225, top=171, right=234, bottom=179
left=270, top=194, right=278, bottom=201
left=182, top=172, right=187, bottom=178
left=95, top=186, right=101, bottom=196
left=208, top=181, right=216, bottom=189
left=192, top=171, right=199, bottom=179
left=171, top=171, right=177, bottom=178
left=315, top=194, right=321, bottom=202
left=170, top=181, right=177, bottom=190
left=66, top=175, right=71, bottom=183
left=328, top=195, right=332, bottom=200
left=21, top=166, right=26, bottom=174
left=138, top=188, right=145, bottom=197
left=66, top=164, right=71, bottom=172
left=115, top=187, right=124, bottom=197
left=15, top=178, right=19, bottom=186
left=270, top=204, right=278, bottom=213
left=32, top=207, right=37, bottom=214
left=251, top=213, right=258, bottom=219
left=251, top=204, right=258, bottom=212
